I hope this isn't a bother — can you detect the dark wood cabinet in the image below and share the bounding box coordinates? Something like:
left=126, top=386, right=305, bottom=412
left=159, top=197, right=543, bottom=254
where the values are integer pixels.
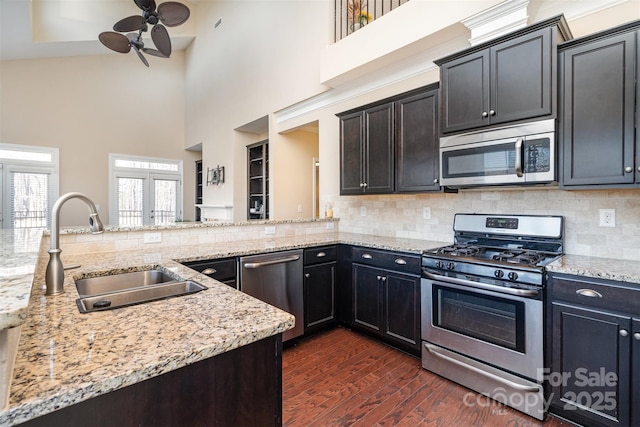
left=437, top=16, right=569, bottom=134
left=395, top=86, right=440, bottom=192
left=559, top=21, right=639, bottom=188
left=548, top=273, right=640, bottom=427
left=303, top=246, right=337, bottom=333
left=338, top=84, right=441, bottom=195
left=180, top=257, right=238, bottom=289
left=351, top=247, right=421, bottom=355
left=339, top=102, right=394, bottom=194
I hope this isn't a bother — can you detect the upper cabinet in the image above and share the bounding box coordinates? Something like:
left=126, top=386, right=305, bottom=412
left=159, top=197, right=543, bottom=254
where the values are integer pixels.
left=338, top=84, right=440, bottom=195
left=339, top=102, right=394, bottom=194
left=559, top=20, right=640, bottom=189
left=436, top=15, right=571, bottom=134
left=395, top=87, right=440, bottom=192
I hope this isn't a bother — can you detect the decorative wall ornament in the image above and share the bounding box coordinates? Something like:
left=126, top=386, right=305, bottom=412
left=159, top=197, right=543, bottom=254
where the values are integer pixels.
left=207, top=165, right=225, bottom=186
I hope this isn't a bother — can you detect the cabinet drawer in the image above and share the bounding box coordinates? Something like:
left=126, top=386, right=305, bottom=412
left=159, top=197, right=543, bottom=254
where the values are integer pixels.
left=182, top=258, right=237, bottom=282
left=550, top=273, right=640, bottom=314
left=352, top=247, right=420, bottom=275
left=304, top=246, right=337, bottom=265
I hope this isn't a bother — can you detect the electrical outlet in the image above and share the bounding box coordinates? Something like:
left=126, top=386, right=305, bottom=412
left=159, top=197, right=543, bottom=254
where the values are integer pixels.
left=599, top=209, right=616, bottom=227
left=143, top=253, right=161, bottom=263
left=325, top=222, right=335, bottom=230
left=361, top=206, right=367, bottom=217
left=264, top=226, right=276, bottom=235
left=423, top=207, right=431, bottom=220
left=143, top=232, right=162, bottom=243
left=297, top=204, right=303, bottom=213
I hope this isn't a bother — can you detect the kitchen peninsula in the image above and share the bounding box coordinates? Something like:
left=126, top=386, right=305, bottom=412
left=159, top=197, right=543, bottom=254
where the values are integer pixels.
left=0, top=219, right=445, bottom=426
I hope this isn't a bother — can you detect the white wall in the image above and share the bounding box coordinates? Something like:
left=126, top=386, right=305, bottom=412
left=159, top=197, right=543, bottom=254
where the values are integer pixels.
left=0, top=52, right=198, bottom=226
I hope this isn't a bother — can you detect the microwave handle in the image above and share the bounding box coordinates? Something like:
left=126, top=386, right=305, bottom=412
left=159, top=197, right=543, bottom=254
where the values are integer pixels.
left=515, top=137, right=524, bottom=177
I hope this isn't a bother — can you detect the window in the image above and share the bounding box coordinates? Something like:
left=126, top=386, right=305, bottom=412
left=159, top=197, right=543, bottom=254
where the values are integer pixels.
left=0, top=143, right=59, bottom=252
left=109, top=154, right=183, bottom=226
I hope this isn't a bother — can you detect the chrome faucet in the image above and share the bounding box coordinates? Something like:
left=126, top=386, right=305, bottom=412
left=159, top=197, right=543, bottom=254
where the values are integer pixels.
left=45, top=192, right=104, bottom=295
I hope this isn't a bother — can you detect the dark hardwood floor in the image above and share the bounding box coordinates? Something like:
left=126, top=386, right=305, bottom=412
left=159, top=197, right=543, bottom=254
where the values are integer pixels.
left=283, top=327, right=574, bottom=427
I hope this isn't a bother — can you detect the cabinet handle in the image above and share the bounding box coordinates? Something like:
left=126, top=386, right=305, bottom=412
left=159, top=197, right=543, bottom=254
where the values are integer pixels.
left=202, top=268, right=217, bottom=275
left=363, top=183, right=368, bottom=188
left=305, top=273, right=310, bottom=278
left=376, top=275, right=382, bottom=280
left=316, top=252, right=326, bottom=257
left=637, top=166, right=640, bottom=173
left=489, top=110, right=496, bottom=116
left=619, top=329, right=629, bottom=337
left=634, top=333, right=640, bottom=341
left=395, top=258, right=407, bottom=265
left=361, top=253, right=373, bottom=259
left=625, top=166, right=633, bottom=173
left=433, top=178, right=438, bottom=183
left=576, top=288, right=602, bottom=298
left=360, top=183, right=364, bottom=187
left=482, top=111, right=488, bottom=118
left=381, top=276, right=387, bottom=282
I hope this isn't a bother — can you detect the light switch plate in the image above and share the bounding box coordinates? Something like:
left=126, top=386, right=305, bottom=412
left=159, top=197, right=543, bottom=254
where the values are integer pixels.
left=265, top=226, right=276, bottom=235
left=423, top=207, right=431, bottom=220
left=361, top=206, right=366, bottom=217
left=144, top=232, right=162, bottom=243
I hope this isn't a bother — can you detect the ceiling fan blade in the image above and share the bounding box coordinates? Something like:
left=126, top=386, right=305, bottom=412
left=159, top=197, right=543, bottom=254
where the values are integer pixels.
left=98, top=32, right=131, bottom=54
left=151, top=24, right=172, bottom=57
left=142, top=48, right=168, bottom=58
left=132, top=45, right=150, bottom=67
left=134, top=0, right=156, bottom=11
left=113, top=15, right=146, bottom=32
left=157, top=1, right=190, bottom=27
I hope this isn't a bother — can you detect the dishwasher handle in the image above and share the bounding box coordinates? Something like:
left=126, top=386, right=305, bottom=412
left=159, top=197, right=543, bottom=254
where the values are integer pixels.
left=243, top=255, right=301, bottom=269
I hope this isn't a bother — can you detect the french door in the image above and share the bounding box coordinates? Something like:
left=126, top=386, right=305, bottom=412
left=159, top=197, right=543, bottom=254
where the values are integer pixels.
left=116, top=173, right=181, bottom=226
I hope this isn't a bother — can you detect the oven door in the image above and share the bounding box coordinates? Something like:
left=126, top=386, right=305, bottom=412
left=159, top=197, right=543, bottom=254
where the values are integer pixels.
left=439, top=133, right=555, bottom=187
left=421, top=274, right=543, bottom=380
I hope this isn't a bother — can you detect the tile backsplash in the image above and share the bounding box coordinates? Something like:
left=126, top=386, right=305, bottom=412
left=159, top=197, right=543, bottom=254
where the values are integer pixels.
left=328, top=188, right=640, bottom=261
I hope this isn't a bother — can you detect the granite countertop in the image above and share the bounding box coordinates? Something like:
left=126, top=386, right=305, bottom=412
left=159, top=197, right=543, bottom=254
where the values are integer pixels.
left=0, top=230, right=42, bottom=331
left=546, top=254, right=640, bottom=284
left=0, top=229, right=447, bottom=425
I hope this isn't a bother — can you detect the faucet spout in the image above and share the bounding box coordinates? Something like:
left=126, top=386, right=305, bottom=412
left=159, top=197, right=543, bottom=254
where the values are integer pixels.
left=45, top=192, right=104, bottom=296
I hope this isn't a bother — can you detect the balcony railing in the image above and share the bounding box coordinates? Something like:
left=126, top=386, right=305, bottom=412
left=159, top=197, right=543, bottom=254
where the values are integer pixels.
left=334, top=0, right=409, bottom=41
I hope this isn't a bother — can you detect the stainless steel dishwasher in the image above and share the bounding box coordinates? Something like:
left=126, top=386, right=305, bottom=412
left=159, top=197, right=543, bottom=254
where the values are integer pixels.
left=239, top=249, right=303, bottom=342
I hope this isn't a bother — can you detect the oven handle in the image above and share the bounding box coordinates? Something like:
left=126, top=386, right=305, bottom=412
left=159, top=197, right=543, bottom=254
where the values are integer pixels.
left=422, top=270, right=540, bottom=297
left=515, top=137, right=524, bottom=177
left=424, top=343, right=540, bottom=392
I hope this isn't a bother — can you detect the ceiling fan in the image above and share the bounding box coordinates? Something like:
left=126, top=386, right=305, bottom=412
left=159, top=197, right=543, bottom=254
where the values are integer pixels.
left=99, top=0, right=190, bottom=67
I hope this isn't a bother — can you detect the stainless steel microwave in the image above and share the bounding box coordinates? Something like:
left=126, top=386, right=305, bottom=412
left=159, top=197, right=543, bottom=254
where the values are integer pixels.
left=439, top=119, right=556, bottom=188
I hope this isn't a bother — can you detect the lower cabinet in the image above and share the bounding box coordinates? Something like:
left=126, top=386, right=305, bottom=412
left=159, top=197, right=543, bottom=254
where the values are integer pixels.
left=352, top=247, right=421, bottom=355
left=303, top=246, right=337, bottom=334
left=548, top=273, right=640, bottom=427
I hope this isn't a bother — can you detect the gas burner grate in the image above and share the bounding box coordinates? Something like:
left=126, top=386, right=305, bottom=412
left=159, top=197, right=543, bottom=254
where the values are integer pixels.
left=437, top=245, right=484, bottom=257
left=492, top=250, right=544, bottom=265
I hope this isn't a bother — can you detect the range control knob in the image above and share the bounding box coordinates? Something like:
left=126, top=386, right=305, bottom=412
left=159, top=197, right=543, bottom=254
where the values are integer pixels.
left=494, top=270, right=504, bottom=279
left=508, top=272, right=519, bottom=281
left=447, top=262, right=455, bottom=270
left=435, top=261, right=444, bottom=269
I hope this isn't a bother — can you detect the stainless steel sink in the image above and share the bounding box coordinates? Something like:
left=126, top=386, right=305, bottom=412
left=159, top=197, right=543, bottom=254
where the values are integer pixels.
left=74, top=269, right=207, bottom=313
left=76, top=270, right=176, bottom=297
left=76, top=280, right=207, bottom=313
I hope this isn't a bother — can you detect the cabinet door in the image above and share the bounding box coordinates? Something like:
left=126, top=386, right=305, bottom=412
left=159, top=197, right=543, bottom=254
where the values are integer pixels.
left=304, top=263, right=336, bottom=330
left=353, top=264, right=382, bottom=332
left=551, top=302, right=631, bottom=427
left=440, top=49, right=489, bottom=133
left=340, top=111, right=365, bottom=194
left=490, top=27, right=553, bottom=126
left=364, top=102, right=394, bottom=193
left=396, top=89, right=440, bottom=192
left=560, top=31, right=636, bottom=187
left=383, top=272, right=420, bottom=351
left=632, top=318, right=640, bottom=427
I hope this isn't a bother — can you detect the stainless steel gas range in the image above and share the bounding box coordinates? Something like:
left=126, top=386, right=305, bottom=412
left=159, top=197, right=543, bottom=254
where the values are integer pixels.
left=421, top=213, right=564, bottom=420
